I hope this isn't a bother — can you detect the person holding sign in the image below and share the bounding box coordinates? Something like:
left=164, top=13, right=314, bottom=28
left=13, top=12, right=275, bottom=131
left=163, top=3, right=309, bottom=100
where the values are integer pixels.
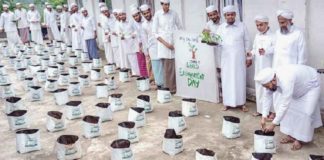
left=255, top=65, right=322, bottom=150
left=249, top=15, right=275, bottom=117
left=216, top=5, right=251, bottom=111
left=152, top=0, right=183, bottom=94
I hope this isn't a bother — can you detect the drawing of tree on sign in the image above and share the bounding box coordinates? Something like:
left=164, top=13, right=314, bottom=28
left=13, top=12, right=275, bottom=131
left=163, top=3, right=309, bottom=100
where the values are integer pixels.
left=188, top=42, right=198, bottom=60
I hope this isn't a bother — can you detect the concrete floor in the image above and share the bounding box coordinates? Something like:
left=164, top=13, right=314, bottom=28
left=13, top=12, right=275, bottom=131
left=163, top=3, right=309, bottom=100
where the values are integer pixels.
left=0, top=53, right=323, bottom=160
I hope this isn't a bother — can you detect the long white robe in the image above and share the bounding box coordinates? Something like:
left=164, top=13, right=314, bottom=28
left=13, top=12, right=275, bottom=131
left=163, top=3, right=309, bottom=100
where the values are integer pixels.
left=111, top=19, right=120, bottom=67
left=273, top=25, right=306, bottom=69
left=101, top=14, right=116, bottom=64
left=0, top=11, right=22, bottom=50
left=60, top=11, right=71, bottom=45
left=262, top=65, right=322, bottom=142
left=251, top=29, right=275, bottom=113
left=69, top=12, right=83, bottom=51
left=44, top=10, right=61, bottom=41
left=27, top=10, right=43, bottom=45
left=216, top=21, right=251, bottom=107
left=116, top=20, right=140, bottom=75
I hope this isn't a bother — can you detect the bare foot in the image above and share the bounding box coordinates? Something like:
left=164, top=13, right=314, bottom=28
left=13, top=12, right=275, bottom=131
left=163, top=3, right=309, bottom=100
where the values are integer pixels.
left=253, top=112, right=262, bottom=117
left=241, top=105, right=249, bottom=112
left=291, top=140, right=302, bottom=151
left=222, top=106, right=229, bottom=111
left=280, top=135, right=295, bottom=144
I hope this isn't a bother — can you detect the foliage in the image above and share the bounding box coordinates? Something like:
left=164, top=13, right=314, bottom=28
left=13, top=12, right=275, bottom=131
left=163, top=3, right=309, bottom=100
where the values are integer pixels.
left=48, top=0, right=67, bottom=8
left=200, top=32, right=222, bottom=44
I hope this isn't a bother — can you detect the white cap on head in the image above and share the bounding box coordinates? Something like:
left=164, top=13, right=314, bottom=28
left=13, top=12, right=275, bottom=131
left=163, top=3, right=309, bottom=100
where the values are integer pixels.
left=45, top=2, right=49, bottom=5
left=16, top=3, right=21, bottom=6
left=99, top=2, right=106, bottom=8
left=130, top=7, right=140, bottom=15
left=56, top=5, right=62, bottom=9
left=254, top=15, right=269, bottom=23
left=47, top=5, right=52, bottom=9
left=29, top=4, right=35, bottom=7
left=223, top=5, right=236, bottom=14
left=160, top=0, right=170, bottom=3
left=112, top=9, right=117, bottom=13
left=116, top=8, right=125, bottom=14
left=80, top=7, right=87, bottom=12
left=100, top=6, right=108, bottom=12
left=63, top=4, right=68, bottom=8
left=206, top=5, right=217, bottom=13
left=3, top=4, right=9, bottom=8
left=139, top=4, right=150, bottom=11
left=277, top=9, right=294, bottom=19
left=254, top=68, right=275, bottom=84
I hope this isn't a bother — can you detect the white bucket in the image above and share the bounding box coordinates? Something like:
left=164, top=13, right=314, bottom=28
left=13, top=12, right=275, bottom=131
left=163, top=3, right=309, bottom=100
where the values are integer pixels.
left=47, top=66, right=59, bottom=77
left=16, top=129, right=41, bottom=153
left=81, top=52, right=89, bottom=61
left=118, top=121, right=139, bottom=143
left=5, top=96, right=25, bottom=114
left=65, top=101, right=84, bottom=120
left=68, top=82, right=82, bottom=96
left=28, top=86, right=44, bottom=102
left=82, top=115, right=101, bottom=138
left=57, top=52, right=66, bottom=62
left=47, top=111, right=66, bottom=132
left=0, top=65, right=7, bottom=75
left=68, top=55, right=78, bottom=67
left=52, top=89, right=69, bottom=106
left=136, top=77, right=150, bottom=91
left=56, top=62, right=65, bottom=73
left=157, top=88, right=172, bottom=103
left=69, top=67, right=79, bottom=78
left=66, top=45, right=72, bottom=54
left=254, top=130, right=276, bottom=153
left=96, top=83, right=108, bottom=98
left=119, top=69, right=130, bottom=82
left=182, top=98, right=199, bottom=117
left=222, top=116, right=241, bottom=139
left=7, top=110, right=29, bottom=131
left=49, top=54, right=57, bottom=65
left=162, top=129, right=183, bottom=156
left=55, top=135, right=82, bottom=160
left=110, top=139, right=134, bottom=160
left=195, top=148, right=217, bottom=160
left=104, top=63, right=115, bottom=75
left=136, top=95, right=153, bottom=113
left=109, top=94, right=124, bottom=112
left=36, top=70, right=47, bottom=83
left=75, top=49, right=82, bottom=58
left=0, top=83, right=15, bottom=98
left=105, top=76, right=117, bottom=90
left=45, top=79, right=58, bottom=92
left=95, top=103, right=113, bottom=122
left=16, top=68, right=27, bottom=81
left=81, top=61, right=92, bottom=73
left=128, top=107, right=146, bottom=128
left=58, top=73, right=70, bottom=86
left=78, top=75, right=90, bottom=88
left=91, top=68, right=102, bottom=81
left=29, top=65, right=42, bottom=76
left=0, top=74, right=11, bottom=84
left=24, top=77, right=37, bottom=91
left=92, top=58, right=102, bottom=68
left=168, top=111, right=186, bottom=134
left=41, top=58, right=49, bottom=70
left=14, top=59, right=25, bottom=70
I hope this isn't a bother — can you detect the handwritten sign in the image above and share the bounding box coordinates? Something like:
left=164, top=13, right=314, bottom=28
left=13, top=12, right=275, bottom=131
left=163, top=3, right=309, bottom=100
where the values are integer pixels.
left=175, top=31, right=220, bottom=103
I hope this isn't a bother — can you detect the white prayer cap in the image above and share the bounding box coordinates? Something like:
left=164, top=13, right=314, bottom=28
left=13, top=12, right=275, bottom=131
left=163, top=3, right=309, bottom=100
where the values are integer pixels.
left=112, top=9, right=117, bottom=13
left=56, top=5, right=62, bottom=9
left=116, top=8, right=125, bottom=14
left=63, top=4, right=68, bottom=8
left=206, top=5, right=217, bottom=13
left=70, top=3, right=77, bottom=8
left=29, top=4, right=35, bottom=7
left=47, top=5, right=52, bottom=8
left=160, top=0, right=170, bottom=3
left=223, top=5, right=236, bottom=14
left=277, top=9, right=294, bottom=19
left=254, top=68, right=275, bottom=84
left=2, top=4, right=9, bottom=8
left=130, top=7, right=140, bottom=15
left=80, top=7, right=87, bottom=12
left=16, top=3, right=21, bottom=6
left=99, top=2, right=106, bottom=8
left=100, top=6, right=108, bottom=12
left=140, top=4, right=150, bottom=11
left=254, top=15, right=269, bottom=22
left=45, top=2, right=49, bottom=5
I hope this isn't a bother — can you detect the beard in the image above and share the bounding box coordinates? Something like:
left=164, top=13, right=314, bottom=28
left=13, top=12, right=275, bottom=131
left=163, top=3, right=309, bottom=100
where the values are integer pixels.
left=280, top=24, right=291, bottom=34
left=269, top=85, right=277, bottom=92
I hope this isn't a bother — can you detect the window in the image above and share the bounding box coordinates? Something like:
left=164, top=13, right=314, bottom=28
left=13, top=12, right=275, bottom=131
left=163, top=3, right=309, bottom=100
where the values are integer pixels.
left=138, top=0, right=155, bottom=13
left=76, top=0, right=84, bottom=8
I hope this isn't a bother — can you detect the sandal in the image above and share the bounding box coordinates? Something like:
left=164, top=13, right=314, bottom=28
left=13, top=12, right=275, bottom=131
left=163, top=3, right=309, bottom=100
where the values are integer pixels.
left=253, top=112, right=262, bottom=117
left=241, top=106, right=249, bottom=112
left=222, top=106, right=229, bottom=111
left=291, top=141, right=302, bottom=151
left=280, top=136, right=295, bottom=144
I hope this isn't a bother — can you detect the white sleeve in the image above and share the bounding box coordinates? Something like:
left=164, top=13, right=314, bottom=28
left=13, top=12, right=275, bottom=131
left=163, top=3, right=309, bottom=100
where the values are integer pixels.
left=265, top=34, right=275, bottom=55
left=262, top=89, right=273, bottom=118
left=152, top=13, right=160, bottom=39
left=243, top=24, right=251, bottom=53
left=251, top=35, right=258, bottom=57
left=297, top=31, right=307, bottom=65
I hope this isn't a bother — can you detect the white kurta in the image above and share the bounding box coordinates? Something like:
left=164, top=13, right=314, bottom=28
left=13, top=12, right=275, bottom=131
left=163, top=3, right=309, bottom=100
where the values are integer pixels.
left=101, top=14, right=116, bottom=64
left=116, top=20, right=140, bottom=75
left=14, top=8, right=29, bottom=29
left=142, top=19, right=158, bottom=60
left=60, top=11, right=71, bottom=45
left=81, top=15, right=96, bottom=52
left=273, top=25, right=306, bottom=68
left=0, top=11, right=22, bottom=50
left=216, top=21, right=251, bottom=107
left=152, top=9, right=182, bottom=59
left=44, top=10, right=61, bottom=41
left=205, top=20, right=221, bottom=67
left=70, top=12, right=83, bottom=51
left=27, top=10, right=43, bottom=45
left=251, top=29, right=275, bottom=113
left=262, top=65, right=322, bottom=142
